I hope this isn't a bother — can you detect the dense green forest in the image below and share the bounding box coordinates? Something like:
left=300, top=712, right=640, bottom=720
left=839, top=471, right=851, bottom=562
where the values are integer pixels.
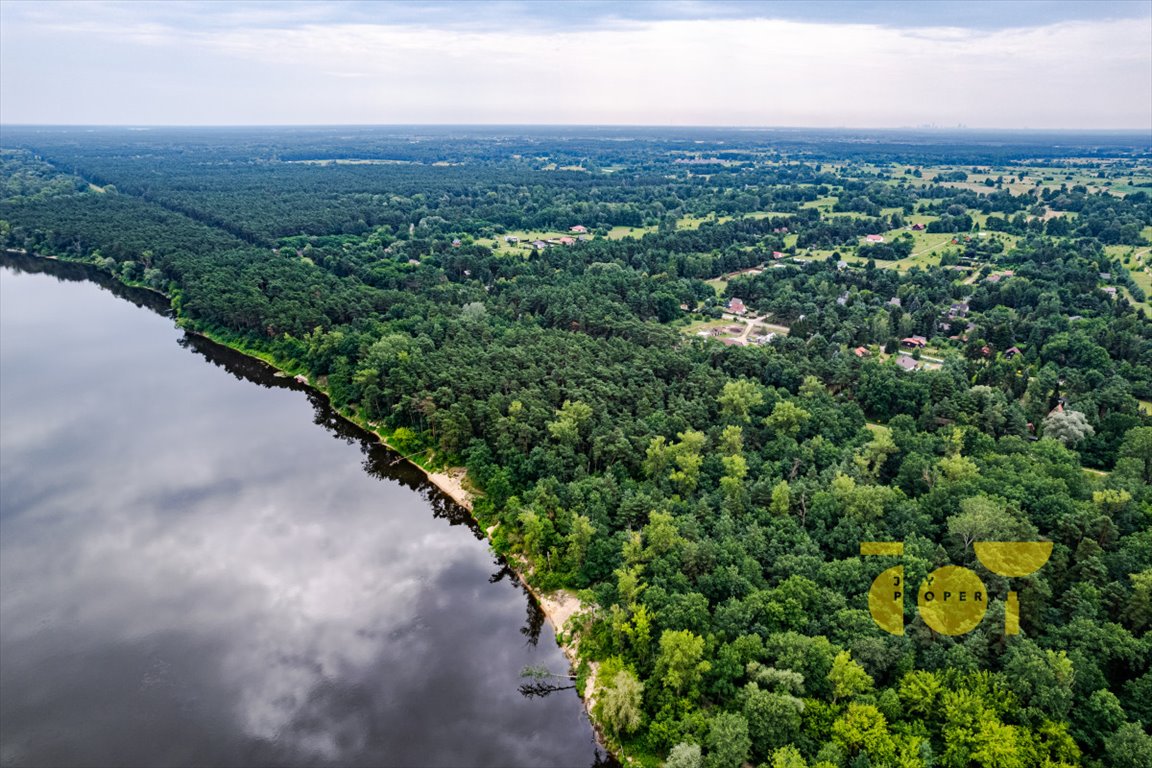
left=1, top=127, right=1150, bottom=768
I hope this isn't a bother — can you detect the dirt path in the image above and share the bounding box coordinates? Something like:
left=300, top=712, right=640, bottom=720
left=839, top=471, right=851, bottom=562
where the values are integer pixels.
left=722, top=312, right=788, bottom=342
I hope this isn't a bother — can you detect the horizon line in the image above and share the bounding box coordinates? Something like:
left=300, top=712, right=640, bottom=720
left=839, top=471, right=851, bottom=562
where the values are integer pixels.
left=3, top=123, right=1151, bottom=134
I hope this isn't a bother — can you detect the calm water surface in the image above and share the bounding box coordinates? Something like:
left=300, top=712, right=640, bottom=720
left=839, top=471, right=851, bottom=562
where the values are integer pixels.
left=0, top=255, right=607, bottom=768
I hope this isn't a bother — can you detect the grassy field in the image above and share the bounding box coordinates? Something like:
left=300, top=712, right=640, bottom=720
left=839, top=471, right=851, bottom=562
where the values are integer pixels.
left=604, top=225, right=658, bottom=239
left=1105, top=243, right=1152, bottom=312
left=678, top=211, right=776, bottom=230
left=680, top=318, right=735, bottom=336
left=705, top=277, right=729, bottom=296
left=1128, top=262, right=1151, bottom=312
left=888, top=162, right=1152, bottom=197
left=800, top=196, right=865, bottom=219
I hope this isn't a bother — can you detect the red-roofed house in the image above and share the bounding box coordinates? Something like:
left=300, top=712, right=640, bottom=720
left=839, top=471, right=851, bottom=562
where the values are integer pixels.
left=569, top=225, right=588, bottom=234
left=901, top=335, right=928, bottom=348
left=865, top=234, right=885, bottom=243
left=854, top=346, right=870, bottom=358
left=727, top=298, right=747, bottom=315
left=1004, top=346, right=1022, bottom=359
left=772, top=251, right=786, bottom=260
left=558, top=236, right=577, bottom=246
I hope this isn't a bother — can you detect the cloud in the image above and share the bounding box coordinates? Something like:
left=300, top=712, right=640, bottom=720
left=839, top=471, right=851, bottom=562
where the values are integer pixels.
left=0, top=266, right=596, bottom=764
left=1, top=1, right=1148, bottom=127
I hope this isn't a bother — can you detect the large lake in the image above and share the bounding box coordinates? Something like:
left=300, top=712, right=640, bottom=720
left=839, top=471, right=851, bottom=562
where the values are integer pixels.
left=0, top=254, right=607, bottom=768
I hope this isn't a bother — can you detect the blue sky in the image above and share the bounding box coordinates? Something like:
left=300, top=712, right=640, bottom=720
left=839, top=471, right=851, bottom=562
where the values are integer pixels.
left=1, top=1, right=1149, bottom=128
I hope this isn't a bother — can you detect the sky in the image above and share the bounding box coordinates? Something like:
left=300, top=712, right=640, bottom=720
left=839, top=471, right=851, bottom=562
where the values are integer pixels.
left=1, top=0, right=1150, bottom=129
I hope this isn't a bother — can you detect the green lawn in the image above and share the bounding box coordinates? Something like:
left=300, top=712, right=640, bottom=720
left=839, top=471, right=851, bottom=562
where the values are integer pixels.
left=1106, top=244, right=1152, bottom=312
left=680, top=318, right=732, bottom=336
left=705, top=277, right=728, bottom=296
left=604, top=225, right=657, bottom=240
left=677, top=211, right=775, bottom=230
left=878, top=161, right=1152, bottom=197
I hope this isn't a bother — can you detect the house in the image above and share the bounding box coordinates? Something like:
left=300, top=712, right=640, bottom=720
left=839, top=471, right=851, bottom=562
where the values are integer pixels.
left=888, top=297, right=902, bottom=308
left=947, top=302, right=970, bottom=319
left=1099, top=272, right=1112, bottom=281
left=895, top=355, right=919, bottom=371
left=854, top=346, right=870, bottom=358
left=865, top=234, right=885, bottom=243
left=772, top=226, right=789, bottom=234
left=901, top=335, right=928, bottom=348
left=569, top=225, right=588, bottom=234
left=981, top=345, right=992, bottom=357
left=1103, top=286, right=1118, bottom=297
left=986, top=274, right=1002, bottom=283
left=911, top=223, right=926, bottom=231
left=772, top=251, right=786, bottom=260
left=408, top=258, right=421, bottom=265
left=727, top=298, right=747, bottom=314
left=451, top=239, right=462, bottom=247
left=530, top=239, right=549, bottom=249
left=1004, top=346, right=1022, bottom=359
left=720, top=337, right=745, bottom=347
left=558, top=236, right=577, bottom=246
left=505, top=235, right=520, bottom=243
left=836, top=261, right=848, bottom=271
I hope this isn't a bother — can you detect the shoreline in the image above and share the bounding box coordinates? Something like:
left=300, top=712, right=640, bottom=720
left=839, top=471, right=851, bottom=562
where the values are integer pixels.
left=2, top=250, right=612, bottom=759
left=195, top=335, right=613, bottom=754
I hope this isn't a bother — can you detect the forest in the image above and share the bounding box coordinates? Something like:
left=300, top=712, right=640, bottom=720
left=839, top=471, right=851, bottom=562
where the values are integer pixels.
left=1, top=126, right=1150, bottom=768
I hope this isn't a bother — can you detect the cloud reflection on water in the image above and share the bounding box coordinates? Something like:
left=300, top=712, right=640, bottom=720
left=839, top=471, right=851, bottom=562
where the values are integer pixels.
left=0, top=261, right=604, bottom=767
